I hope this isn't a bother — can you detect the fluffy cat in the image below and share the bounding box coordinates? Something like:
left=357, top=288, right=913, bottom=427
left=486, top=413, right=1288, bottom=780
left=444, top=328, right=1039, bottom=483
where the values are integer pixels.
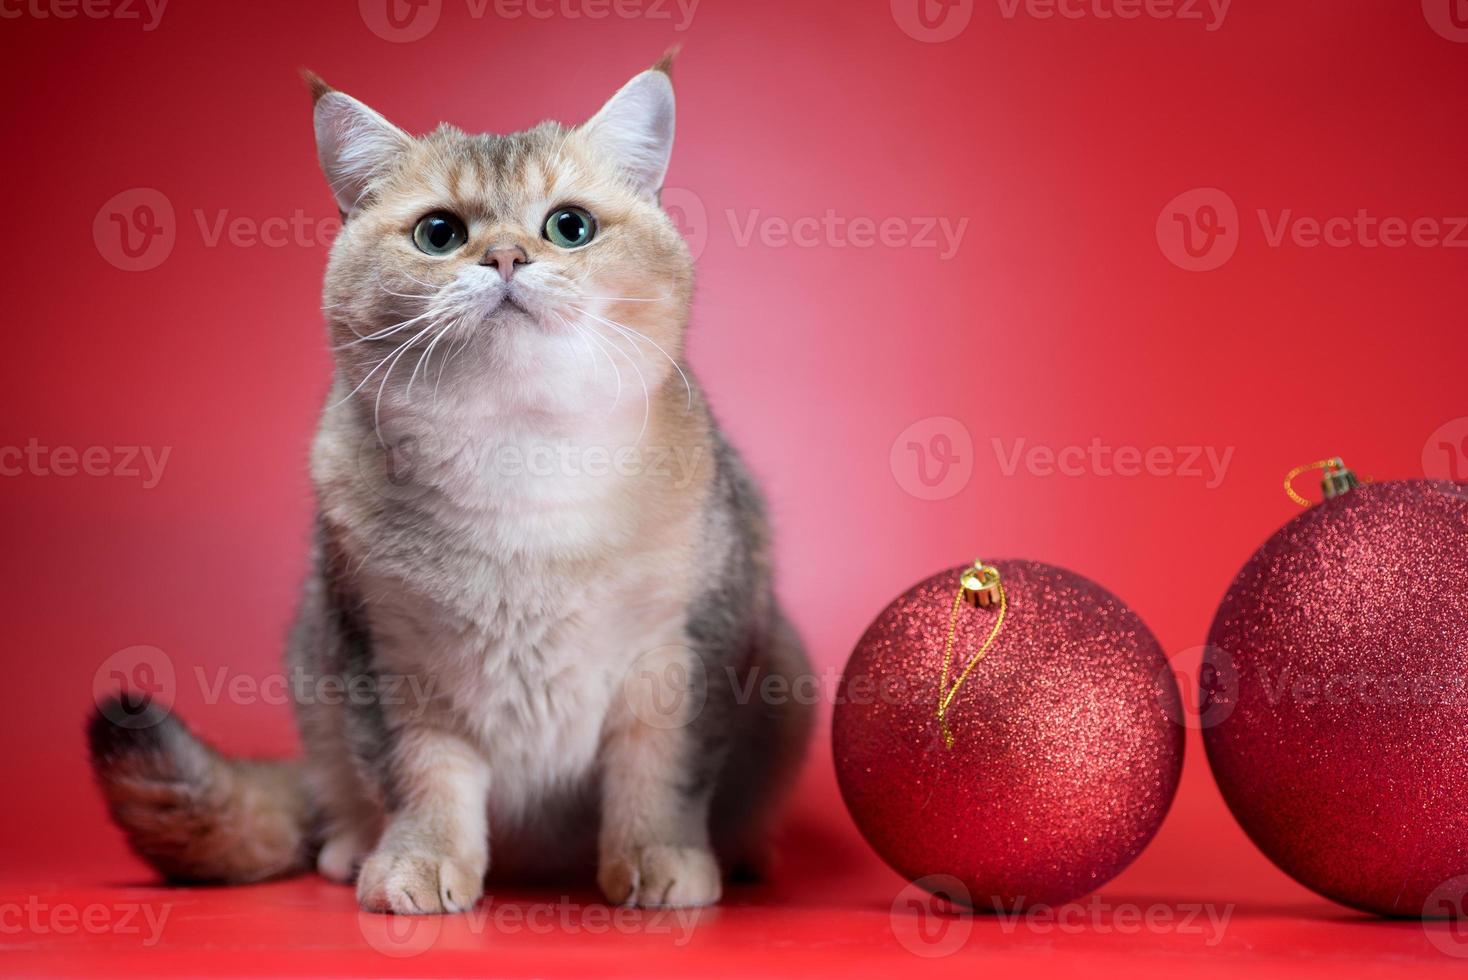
left=87, top=56, right=812, bottom=914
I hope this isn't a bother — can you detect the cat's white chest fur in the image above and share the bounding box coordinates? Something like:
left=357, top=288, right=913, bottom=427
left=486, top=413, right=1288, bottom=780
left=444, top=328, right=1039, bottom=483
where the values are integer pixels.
left=356, top=413, right=695, bottom=833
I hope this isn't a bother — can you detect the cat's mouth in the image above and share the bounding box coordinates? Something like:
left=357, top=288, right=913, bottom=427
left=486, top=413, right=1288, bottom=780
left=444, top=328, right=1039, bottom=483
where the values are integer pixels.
left=485, top=283, right=555, bottom=327
left=470, top=290, right=528, bottom=323
left=456, top=271, right=561, bottom=330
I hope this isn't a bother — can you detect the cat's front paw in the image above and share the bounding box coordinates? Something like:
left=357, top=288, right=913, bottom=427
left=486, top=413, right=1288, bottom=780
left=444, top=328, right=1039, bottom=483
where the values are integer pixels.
left=598, top=845, right=722, bottom=908
left=357, top=846, right=485, bottom=915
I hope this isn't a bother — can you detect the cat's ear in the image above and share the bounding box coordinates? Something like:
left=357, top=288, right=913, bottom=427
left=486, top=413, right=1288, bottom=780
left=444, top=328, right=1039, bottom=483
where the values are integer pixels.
left=579, top=63, right=676, bottom=196
left=305, top=72, right=413, bottom=216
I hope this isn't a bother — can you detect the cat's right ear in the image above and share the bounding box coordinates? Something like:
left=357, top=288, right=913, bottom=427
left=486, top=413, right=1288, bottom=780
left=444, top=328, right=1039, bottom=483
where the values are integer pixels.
left=305, top=72, right=413, bottom=217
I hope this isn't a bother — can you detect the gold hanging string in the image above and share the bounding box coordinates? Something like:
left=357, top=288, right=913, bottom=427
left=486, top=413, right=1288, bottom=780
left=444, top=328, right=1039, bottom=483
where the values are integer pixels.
left=1284, top=457, right=1360, bottom=507
left=935, top=561, right=1007, bottom=749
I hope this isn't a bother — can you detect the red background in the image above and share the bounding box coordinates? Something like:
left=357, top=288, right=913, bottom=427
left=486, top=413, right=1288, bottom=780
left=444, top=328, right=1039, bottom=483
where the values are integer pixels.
left=3, top=0, right=1466, bottom=975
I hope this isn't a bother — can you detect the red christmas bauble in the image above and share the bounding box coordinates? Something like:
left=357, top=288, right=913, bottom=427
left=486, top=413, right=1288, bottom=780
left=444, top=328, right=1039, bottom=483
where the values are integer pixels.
left=833, top=560, right=1183, bottom=909
left=1204, top=480, right=1468, bottom=918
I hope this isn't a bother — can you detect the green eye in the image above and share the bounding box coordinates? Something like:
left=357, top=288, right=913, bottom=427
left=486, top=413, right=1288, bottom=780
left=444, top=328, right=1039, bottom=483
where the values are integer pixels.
left=412, top=212, right=468, bottom=255
left=544, top=206, right=597, bottom=249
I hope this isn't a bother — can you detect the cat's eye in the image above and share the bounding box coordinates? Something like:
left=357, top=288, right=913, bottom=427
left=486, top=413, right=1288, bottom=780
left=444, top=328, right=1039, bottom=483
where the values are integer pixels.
left=544, top=207, right=597, bottom=249
left=412, top=212, right=468, bottom=256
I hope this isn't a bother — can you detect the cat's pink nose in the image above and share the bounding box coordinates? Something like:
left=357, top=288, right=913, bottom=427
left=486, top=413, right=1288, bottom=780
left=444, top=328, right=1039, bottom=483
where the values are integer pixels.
left=481, top=245, right=529, bottom=282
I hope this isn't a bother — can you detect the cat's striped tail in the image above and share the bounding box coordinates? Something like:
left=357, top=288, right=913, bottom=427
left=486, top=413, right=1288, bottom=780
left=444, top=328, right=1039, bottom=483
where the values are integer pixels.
left=86, top=695, right=314, bottom=883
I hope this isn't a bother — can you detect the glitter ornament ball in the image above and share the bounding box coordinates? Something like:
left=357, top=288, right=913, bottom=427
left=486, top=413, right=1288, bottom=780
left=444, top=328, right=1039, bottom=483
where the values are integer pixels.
left=1204, top=479, right=1468, bottom=918
left=833, top=560, right=1184, bottom=909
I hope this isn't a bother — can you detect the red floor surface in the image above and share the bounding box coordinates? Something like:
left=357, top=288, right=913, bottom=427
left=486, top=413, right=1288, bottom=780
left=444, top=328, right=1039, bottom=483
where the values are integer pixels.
left=6, top=856, right=1468, bottom=978
left=6, top=750, right=1468, bottom=977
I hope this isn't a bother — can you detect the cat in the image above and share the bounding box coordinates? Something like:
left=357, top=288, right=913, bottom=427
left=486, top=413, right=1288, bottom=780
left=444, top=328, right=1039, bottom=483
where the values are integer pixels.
left=87, top=55, right=812, bottom=914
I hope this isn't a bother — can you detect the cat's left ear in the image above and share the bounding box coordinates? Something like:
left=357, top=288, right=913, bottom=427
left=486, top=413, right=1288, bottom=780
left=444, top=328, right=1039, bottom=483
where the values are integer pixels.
left=579, top=64, right=676, bottom=196
left=305, top=71, right=414, bottom=217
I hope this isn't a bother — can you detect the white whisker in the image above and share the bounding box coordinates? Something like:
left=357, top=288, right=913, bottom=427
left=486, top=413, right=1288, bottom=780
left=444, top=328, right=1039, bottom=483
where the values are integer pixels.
left=572, top=305, right=693, bottom=412
left=370, top=313, right=448, bottom=437
left=563, top=314, right=623, bottom=411
left=407, top=316, right=459, bottom=400
left=583, top=317, right=649, bottom=444
left=400, top=272, right=443, bottom=290
left=379, top=286, right=437, bottom=301
left=550, top=124, right=574, bottom=170
left=327, top=318, right=440, bottom=413
left=333, top=306, right=443, bottom=349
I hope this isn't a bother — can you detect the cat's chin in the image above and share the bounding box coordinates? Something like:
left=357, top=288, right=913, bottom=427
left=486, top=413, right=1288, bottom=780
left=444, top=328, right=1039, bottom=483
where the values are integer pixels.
left=482, top=297, right=561, bottom=334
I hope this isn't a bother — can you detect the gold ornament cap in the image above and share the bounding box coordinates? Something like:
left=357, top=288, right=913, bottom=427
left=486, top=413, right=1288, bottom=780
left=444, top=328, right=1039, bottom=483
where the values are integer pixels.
left=960, top=561, right=1003, bottom=608
left=1321, top=459, right=1360, bottom=499
left=1285, top=457, right=1361, bottom=507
